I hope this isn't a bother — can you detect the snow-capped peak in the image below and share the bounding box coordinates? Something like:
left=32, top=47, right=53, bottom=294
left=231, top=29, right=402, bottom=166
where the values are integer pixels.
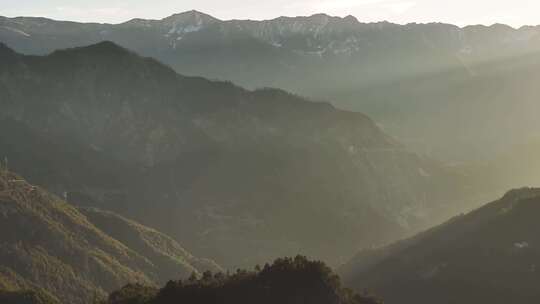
left=160, top=10, right=220, bottom=37
left=161, top=10, right=220, bottom=26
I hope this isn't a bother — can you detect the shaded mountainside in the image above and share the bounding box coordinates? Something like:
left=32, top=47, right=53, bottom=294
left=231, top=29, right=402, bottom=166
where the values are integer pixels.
left=0, top=268, right=60, bottom=304
left=106, top=256, right=381, bottom=304
left=0, top=168, right=218, bottom=304
left=0, top=289, right=60, bottom=304
left=3, top=11, right=540, bottom=161
left=340, top=188, right=540, bottom=304
left=0, top=41, right=478, bottom=268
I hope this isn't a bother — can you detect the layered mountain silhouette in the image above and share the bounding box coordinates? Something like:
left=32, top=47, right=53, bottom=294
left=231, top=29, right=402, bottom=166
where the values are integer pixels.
left=2, top=11, right=540, bottom=161
left=0, top=168, right=219, bottom=304
left=0, top=41, right=478, bottom=268
left=340, top=188, right=540, bottom=304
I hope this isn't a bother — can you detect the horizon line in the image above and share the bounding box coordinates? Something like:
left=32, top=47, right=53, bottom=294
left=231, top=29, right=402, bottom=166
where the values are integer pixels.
left=1, top=9, right=538, bottom=30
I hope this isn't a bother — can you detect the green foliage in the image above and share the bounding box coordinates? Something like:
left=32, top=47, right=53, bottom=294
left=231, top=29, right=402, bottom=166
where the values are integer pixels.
left=107, top=284, right=157, bottom=304
left=108, top=256, right=381, bottom=304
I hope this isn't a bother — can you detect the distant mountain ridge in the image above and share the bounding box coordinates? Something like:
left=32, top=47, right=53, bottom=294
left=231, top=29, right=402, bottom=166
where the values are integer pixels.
left=4, top=10, right=540, bottom=82
left=0, top=41, right=478, bottom=268
left=3, top=10, right=539, bottom=53
left=3, top=10, right=540, bottom=162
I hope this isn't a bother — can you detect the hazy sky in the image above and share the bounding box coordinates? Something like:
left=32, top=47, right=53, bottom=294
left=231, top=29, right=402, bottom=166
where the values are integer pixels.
left=1, top=0, right=539, bottom=27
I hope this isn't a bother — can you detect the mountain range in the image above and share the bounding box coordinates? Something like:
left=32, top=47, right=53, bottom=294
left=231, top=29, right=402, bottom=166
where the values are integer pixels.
left=2, top=9, right=540, bottom=304
left=0, top=41, right=481, bottom=269
left=2, top=11, right=540, bottom=162
left=340, top=188, right=540, bottom=304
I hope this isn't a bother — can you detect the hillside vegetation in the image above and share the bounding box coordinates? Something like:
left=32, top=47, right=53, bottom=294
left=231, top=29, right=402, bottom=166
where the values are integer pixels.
left=341, top=188, right=540, bottom=304
left=0, top=167, right=218, bottom=304
left=0, top=289, right=60, bottom=304
left=0, top=41, right=478, bottom=268
left=106, top=256, right=381, bottom=304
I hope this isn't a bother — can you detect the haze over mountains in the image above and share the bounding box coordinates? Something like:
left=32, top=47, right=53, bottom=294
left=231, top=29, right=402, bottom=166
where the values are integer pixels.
left=1, top=7, right=540, bottom=304
left=0, top=41, right=480, bottom=270
left=2, top=10, right=540, bottom=164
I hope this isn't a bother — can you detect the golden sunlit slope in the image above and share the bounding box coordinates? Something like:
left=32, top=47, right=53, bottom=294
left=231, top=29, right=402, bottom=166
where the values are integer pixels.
left=0, top=167, right=219, bottom=304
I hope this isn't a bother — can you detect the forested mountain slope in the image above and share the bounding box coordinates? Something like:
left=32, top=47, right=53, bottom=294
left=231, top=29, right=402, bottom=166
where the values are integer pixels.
left=0, top=289, right=60, bottom=304
left=0, top=168, right=217, bottom=304
left=0, top=41, right=477, bottom=268
left=105, top=256, right=382, bottom=304
left=341, top=188, right=540, bottom=304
